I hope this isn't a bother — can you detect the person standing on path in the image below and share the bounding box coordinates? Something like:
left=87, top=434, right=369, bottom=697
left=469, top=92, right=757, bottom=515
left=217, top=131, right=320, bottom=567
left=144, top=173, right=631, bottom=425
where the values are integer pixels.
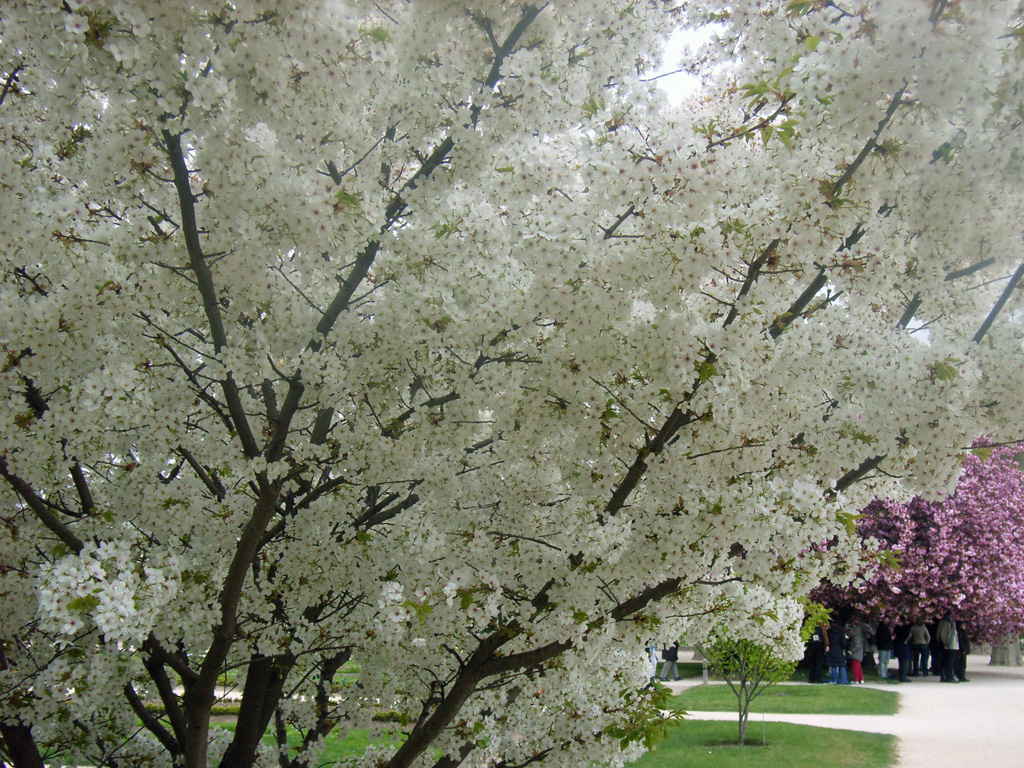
left=937, top=614, right=960, bottom=683
left=956, top=625, right=971, bottom=682
left=909, top=621, right=931, bottom=676
left=849, top=620, right=871, bottom=684
left=807, top=621, right=829, bottom=683
left=928, top=621, right=944, bottom=676
left=875, top=622, right=893, bottom=679
left=893, top=622, right=913, bottom=682
left=826, top=622, right=850, bottom=684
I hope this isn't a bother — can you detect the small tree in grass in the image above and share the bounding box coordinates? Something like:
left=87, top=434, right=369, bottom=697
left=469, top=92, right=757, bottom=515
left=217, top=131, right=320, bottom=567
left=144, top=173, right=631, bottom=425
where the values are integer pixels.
left=701, top=630, right=799, bottom=745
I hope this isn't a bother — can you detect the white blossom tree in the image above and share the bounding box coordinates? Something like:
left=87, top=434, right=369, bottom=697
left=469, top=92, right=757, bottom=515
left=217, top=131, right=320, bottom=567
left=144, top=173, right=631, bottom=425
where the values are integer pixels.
left=2, top=2, right=1023, bottom=768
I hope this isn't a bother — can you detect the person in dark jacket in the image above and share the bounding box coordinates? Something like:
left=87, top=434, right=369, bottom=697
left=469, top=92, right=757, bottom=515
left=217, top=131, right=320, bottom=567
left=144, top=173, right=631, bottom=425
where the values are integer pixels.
left=825, top=623, right=850, bottom=684
left=929, top=622, right=944, bottom=676
left=956, top=625, right=971, bottom=682
left=807, top=621, right=829, bottom=683
left=893, top=623, right=913, bottom=682
left=659, top=641, right=681, bottom=681
left=875, top=623, right=893, bottom=679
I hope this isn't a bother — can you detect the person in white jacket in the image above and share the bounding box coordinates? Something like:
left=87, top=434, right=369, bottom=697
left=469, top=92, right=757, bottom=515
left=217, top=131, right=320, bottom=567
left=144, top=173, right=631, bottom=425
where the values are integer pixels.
left=937, top=615, right=960, bottom=683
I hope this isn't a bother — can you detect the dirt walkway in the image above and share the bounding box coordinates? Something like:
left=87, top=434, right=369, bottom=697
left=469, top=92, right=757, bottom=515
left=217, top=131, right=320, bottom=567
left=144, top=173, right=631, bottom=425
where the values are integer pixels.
left=663, top=653, right=1024, bottom=767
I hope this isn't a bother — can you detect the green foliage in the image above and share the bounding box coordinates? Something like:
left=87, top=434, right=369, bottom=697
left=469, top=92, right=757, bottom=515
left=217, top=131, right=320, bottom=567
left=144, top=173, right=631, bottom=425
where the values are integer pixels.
left=365, top=26, right=391, bottom=44
left=929, top=358, right=959, bottom=382
left=582, top=96, right=606, bottom=118
left=971, top=445, right=994, bottom=462
left=798, top=601, right=831, bottom=643
left=700, top=632, right=799, bottom=745
left=67, top=594, right=100, bottom=612
left=785, top=0, right=821, bottom=17
left=57, top=125, right=92, bottom=160
left=604, top=682, right=685, bottom=752
left=334, top=189, right=362, bottom=211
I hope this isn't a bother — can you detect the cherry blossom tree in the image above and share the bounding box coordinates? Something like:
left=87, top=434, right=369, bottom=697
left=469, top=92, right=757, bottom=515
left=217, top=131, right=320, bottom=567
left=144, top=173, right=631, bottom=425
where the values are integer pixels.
left=819, top=444, right=1024, bottom=642
left=2, top=2, right=1024, bottom=768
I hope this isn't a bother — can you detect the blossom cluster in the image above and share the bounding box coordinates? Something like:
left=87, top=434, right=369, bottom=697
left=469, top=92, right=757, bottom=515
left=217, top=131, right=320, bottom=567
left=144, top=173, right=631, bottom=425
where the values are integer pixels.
left=38, top=538, right=179, bottom=645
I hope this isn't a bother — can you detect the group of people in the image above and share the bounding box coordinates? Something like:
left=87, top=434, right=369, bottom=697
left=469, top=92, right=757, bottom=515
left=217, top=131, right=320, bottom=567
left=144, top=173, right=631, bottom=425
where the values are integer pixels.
left=806, top=614, right=972, bottom=685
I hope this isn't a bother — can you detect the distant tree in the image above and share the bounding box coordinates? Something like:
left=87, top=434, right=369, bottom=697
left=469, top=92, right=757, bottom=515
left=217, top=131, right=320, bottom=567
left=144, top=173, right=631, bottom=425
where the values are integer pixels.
left=820, top=444, right=1024, bottom=642
left=700, top=624, right=802, bottom=745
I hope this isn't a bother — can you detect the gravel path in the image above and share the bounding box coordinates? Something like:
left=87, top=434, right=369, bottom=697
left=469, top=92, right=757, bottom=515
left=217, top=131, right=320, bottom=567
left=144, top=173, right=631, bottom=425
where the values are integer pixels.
left=662, top=652, right=1024, bottom=767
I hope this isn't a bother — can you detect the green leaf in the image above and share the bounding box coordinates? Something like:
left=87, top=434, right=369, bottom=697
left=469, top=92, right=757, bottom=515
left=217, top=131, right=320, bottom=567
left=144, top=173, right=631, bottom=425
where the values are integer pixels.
left=837, top=510, right=860, bottom=536
left=366, top=26, right=390, bottom=44
left=68, top=594, right=100, bottom=613
left=334, top=190, right=361, bottom=210
left=786, top=0, right=817, bottom=16
left=805, top=34, right=821, bottom=52
left=582, top=96, right=605, bottom=118
left=932, top=359, right=959, bottom=381
left=971, top=446, right=994, bottom=462
left=739, top=81, right=770, bottom=100
left=697, top=360, right=717, bottom=383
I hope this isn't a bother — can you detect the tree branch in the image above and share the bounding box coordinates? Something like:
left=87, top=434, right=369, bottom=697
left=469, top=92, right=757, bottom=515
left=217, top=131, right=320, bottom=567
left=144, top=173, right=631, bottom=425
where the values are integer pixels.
left=162, top=130, right=228, bottom=352
left=176, top=447, right=226, bottom=501
left=973, top=261, right=1024, bottom=344
left=723, top=238, right=781, bottom=328
left=602, top=407, right=699, bottom=521
left=827, top=85, right=906, bottom=201
left=162, top=130, right=260, bottom=458
left=123, top=682, right=180, bottom=756
left=0, top=458, right=84, bottom=554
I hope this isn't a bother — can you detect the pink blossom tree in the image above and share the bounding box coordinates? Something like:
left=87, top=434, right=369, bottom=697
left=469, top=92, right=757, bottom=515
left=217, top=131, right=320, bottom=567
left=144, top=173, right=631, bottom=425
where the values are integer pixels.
left=822, top=445, right=1024, bottom=642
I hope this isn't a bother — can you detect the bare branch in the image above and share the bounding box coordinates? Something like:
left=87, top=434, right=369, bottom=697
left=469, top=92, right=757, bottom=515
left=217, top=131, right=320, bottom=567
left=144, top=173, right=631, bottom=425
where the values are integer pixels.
left=124, top=682, right=180, bottom=755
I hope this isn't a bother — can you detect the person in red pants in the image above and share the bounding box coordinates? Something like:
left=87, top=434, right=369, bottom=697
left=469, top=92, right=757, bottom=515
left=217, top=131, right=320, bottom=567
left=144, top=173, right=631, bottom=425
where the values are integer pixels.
left=848, top=619, right=872, bottom=684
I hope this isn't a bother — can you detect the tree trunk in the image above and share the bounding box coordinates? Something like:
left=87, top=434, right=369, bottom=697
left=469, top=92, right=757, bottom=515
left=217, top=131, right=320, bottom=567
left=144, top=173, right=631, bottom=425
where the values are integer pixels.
left=0, top=647, right=44, bottom=768
left=989, top=635, right=1022, bottom=666
left=0, top=721, right=45, bottom=768
left=219, top=653, right=295, bottom=768
left=737, top=688, right=750, bottom=745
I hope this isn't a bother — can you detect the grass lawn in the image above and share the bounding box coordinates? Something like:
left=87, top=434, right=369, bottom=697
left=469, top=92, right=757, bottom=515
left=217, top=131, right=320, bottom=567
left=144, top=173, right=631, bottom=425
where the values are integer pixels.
left=671, top=684, right=898, bottom=716
left=212, top=718, right=896, bottom=768
left=636, top=720, right=896, bottom=768
left=215, top=720, right=402, bottom=763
